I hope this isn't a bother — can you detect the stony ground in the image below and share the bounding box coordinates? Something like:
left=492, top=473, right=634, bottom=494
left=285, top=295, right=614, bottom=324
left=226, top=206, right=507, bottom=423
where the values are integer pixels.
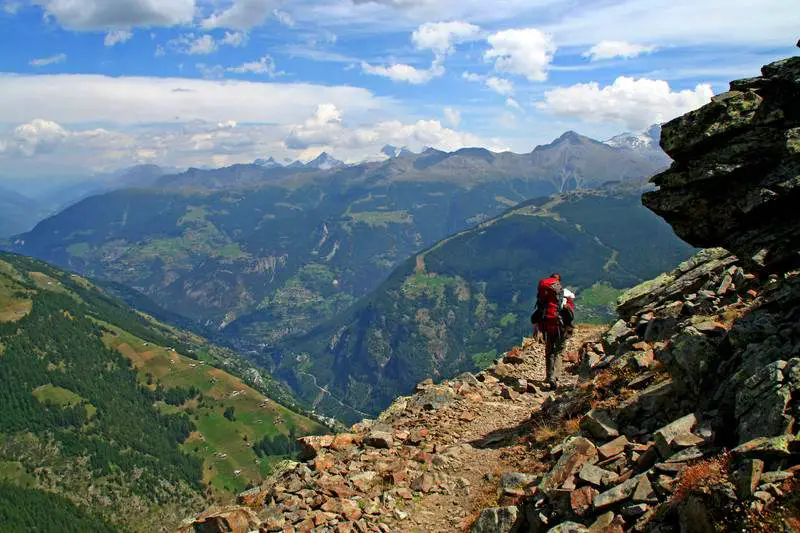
left=377, top=325, right=603, bottom=532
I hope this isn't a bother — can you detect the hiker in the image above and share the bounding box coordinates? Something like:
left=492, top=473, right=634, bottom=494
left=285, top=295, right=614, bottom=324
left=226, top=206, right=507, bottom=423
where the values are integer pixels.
left=531, top=273, right=572, bottom=388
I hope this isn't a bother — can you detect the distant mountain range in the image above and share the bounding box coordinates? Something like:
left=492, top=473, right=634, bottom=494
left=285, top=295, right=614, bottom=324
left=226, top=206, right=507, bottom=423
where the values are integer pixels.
left=2, top=127, right=681, bottom=421
left=8, top=129, right=671, bottom=334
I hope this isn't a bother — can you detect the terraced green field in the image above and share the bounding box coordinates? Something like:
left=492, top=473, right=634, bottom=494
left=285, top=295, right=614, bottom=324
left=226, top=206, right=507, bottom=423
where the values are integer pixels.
left=101, top=325, right=324, bottom=494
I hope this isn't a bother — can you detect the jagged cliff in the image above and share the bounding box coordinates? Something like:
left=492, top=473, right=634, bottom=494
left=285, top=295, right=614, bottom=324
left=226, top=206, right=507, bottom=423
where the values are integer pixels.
left=180, top=55, right=800, bottom=532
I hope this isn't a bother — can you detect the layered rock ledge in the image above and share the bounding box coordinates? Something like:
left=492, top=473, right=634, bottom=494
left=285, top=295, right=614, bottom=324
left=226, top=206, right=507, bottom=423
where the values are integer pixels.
left=643, top=56, right=800, bottom=272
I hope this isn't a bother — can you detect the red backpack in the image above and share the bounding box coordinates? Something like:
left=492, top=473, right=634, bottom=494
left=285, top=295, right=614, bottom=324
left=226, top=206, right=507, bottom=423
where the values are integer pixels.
left=531, top=276, right=564, bottom=326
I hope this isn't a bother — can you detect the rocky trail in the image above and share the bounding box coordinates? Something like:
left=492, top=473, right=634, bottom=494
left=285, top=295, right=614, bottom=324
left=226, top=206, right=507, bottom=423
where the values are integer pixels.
left=373, top=325, right=603, bottom=532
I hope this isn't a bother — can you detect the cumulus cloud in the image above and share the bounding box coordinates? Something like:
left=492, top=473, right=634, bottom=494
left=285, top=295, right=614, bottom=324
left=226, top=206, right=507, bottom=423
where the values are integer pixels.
left=172, top=33, right=218, bottom=54
left=485, top=77, right=514, bottom=96
left=538, top=76, right=713, bottom=130
left=285, top=103, right=489, bottom=155
left=361, top=60, right=443, bottom=84
left=201, top=0, right=279, bottom=30
left=227, top=55, right=277, bottom=76
left=104, top=29, right=133, bottom=46
left=167, top=32, right=249, bottom=55
left=221, top=31, right=248, bottom=47
left=584, top=40, right=656, bottom=61
left=443, top=107, right=461, bottom=128
left=484, top=28, right=555, bottom=81
left=411, top=21, right=480, bottom=55
left=361, top=20, right=477, bottom=85
left=462, top=71, right=514, bottom=96
left=11, top=119, right=69, bottom=156
left=506, top=98, right=522, bottom=111
left=29, top=53, right=66, bottom=67
left=37, top=0, right=195, bottom=30
left=273, top=9, right=294, bottom=27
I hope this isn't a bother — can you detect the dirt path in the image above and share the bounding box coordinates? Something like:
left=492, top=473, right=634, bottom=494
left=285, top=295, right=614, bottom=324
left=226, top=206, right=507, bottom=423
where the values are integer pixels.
left=380, top=325, right=605, bottom=532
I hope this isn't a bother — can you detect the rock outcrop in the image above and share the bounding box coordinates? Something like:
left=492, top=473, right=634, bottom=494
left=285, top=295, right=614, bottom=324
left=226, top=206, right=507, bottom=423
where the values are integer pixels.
left=643, top=56, right=800, bottom=272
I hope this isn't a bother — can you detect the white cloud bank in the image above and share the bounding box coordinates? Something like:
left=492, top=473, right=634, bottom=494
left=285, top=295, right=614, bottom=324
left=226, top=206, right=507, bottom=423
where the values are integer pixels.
left=285, top=103, right=490, bottom=156
left=484, top=28, right=555, bottom=81
left=584, top=40, right=656, bottom=61
left=0, top=73, right=386, bottom=126
left=538, top=76, right=713, bottom=130
left=0, top=74, right=502, bottom=175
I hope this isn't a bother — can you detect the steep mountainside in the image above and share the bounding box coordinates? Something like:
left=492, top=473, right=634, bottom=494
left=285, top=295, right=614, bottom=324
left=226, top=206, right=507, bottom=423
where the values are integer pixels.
left=268, top=190, right=694, bottom=423
left=8, top=132, right=670, bottom=345
left=0, top=252, right=326, bottom=531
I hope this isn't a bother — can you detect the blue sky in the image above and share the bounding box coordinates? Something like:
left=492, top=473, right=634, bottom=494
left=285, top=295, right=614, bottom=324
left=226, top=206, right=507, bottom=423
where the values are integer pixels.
left=0, top=0, right=796, bottom=178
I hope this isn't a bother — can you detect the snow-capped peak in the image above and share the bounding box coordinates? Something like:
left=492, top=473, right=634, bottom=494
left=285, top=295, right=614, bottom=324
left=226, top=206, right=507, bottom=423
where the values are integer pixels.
left=605, top=124, right=662, bottom=151
left=306, top=152, right=345, bottom=170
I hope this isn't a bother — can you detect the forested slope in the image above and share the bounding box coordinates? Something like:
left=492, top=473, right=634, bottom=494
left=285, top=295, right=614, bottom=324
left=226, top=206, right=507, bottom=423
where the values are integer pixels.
left=0, top=252, right=326, bottom=531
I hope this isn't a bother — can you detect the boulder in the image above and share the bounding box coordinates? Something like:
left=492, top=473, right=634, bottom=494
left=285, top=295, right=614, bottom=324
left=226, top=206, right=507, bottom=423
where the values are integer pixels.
left=540, top=437, right=598, bottom=493
left=677, top=495, right=715, bottom=533
left=364, top=430, right=394, bottom=449
left=500, top=472, right=537, bottom=496
left=548, top=522, right=588, bottom=533
left=593, top=475, right=642, bottom=509
left=735, top=359, right=798, bottom=442
left=185, top=506, right=260, bottom=533
left=580, top=410, right=620, bottom=441
left=653, top=414, right=698, bottom=458
left=732, top=435, right=795, bottom=459
left=597, top=436, right=629, bottom=461
left=733, top=458, right=764, bottom=498
left=471, top=506, right=520, bottom=533
left=297, top=435, right=335, bottom=460
left=602, top=320, right=633, bottom=352
left=587, top=512, right=624, bottom=533
left=578, top=464, right=619, bottom=488
left=571, top=486, right=599, bottom=517
left=632, top=475, right=657, bottom=503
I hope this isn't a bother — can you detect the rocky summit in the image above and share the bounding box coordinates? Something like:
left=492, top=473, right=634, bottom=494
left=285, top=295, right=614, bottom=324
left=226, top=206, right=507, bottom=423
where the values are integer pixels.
left=643, top=56, right=800, bottom=272
left=181, top=57, right=800, bottom=532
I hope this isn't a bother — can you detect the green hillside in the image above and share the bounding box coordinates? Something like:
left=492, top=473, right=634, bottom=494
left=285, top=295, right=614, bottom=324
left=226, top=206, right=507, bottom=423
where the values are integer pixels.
left=270, top=191, right=695, bottom=423
left=0, top=252, right=326, bottom=531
